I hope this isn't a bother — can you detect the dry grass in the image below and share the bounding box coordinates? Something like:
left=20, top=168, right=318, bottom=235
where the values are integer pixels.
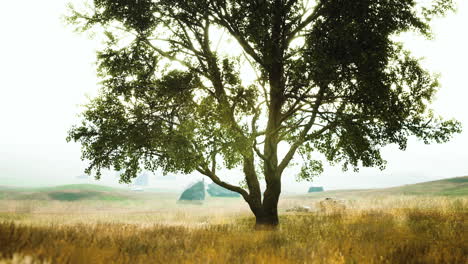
left=0, top=196, right=466, bottom=264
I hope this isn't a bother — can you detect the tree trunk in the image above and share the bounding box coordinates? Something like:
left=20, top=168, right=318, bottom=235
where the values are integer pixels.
left=253, top=178, right=281, bottom=227
left=254, top=3, right=284, bottom=228
left=255, top=209, right=279, bottom=226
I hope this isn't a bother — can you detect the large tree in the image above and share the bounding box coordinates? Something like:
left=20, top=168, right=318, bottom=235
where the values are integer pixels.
left=67, top=0, right=461, bottom=225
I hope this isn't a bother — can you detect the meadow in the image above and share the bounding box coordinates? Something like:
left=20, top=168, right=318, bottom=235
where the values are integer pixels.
left=0, top=179, right=467, bottom=264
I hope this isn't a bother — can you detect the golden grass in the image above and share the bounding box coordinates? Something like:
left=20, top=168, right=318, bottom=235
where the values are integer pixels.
left=0, top=196, right=466, bottom=264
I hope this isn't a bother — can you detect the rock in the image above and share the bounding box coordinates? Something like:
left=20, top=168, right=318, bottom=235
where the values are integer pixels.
left=317, top=198, right=346, bottom=213
left=207, top=183, right=241, bottom=197
left=179, top=181, right=205, bottom=201
left=308, top=186, right=324, bottom=193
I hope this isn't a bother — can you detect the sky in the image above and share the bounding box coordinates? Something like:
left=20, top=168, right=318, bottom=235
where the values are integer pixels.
left=0, top=0, right=467, bottom=192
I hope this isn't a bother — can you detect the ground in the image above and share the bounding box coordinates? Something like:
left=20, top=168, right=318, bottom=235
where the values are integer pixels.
left=0, top=177, right=466, bottom=263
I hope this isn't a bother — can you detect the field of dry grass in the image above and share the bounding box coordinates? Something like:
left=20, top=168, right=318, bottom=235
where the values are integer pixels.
left=0, top=194, right=466, bottom=264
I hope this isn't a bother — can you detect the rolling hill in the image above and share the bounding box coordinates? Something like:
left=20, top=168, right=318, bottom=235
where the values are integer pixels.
left=0, top=184, right=130, bottom=201
left=0, top=176, right=466, bottom=201
left=300, top=176, right=468, bottom=199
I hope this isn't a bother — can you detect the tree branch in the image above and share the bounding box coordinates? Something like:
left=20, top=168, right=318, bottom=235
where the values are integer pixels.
left=285, top=1, right=323, bottom=45
left=196, top=166, right=249, bottom=199
left=208, top=4, right=267, bottom=69
left=277, top=86, right=326, bottom=174
left=143, top=39, right=205, bottom=76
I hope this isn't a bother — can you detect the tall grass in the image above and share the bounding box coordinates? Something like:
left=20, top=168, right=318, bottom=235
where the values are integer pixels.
left=0, top=196, right=466, bottom=263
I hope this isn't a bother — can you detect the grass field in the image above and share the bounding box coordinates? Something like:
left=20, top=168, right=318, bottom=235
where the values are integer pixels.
left=0, top=178, right=467, bottom=263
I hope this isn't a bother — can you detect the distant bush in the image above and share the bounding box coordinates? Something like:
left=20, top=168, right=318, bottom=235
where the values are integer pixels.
left=179, top=181, right=205, bottom=201
left=308, top=186, right=324, bottom=193
left=207, top=183, right=241, bottom=197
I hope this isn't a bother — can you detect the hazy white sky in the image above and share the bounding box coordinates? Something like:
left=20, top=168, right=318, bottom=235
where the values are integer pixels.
left=0, top=0, right=467, bottom=192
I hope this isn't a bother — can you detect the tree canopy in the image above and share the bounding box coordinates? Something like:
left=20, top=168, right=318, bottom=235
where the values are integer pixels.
left=67, top=0, right=461, bottom=225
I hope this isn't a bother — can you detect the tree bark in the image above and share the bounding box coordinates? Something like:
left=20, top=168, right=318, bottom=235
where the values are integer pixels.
left=252, top=178, right=281, bottom=227
left=255, top=209, right=279, bottom=227
left=255, top=0, right=285, bottom=228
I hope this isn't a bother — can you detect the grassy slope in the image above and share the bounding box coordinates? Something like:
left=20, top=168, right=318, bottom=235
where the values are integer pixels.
left=0, top=184, right=129, bottom=201
left=384, top=176, right=468, bottom=196
left=301, top=176, right=468, bottom=199
left=35, top=184, right=122, bottom=192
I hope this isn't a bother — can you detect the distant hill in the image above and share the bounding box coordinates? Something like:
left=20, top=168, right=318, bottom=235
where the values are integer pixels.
left=382, top=176, right=468, bottom=196
left=0, top=184, right=129, bottom=201
left=299, top=176, right=468, bottom=199
left=35, top=184, right=122, bottom=192
left=1, top=177, right=466, bottom=202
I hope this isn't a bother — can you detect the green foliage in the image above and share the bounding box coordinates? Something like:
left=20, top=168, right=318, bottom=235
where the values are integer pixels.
left=66, top=0, right=460, bottom=200
left=297, top=144, right=324, bottom=181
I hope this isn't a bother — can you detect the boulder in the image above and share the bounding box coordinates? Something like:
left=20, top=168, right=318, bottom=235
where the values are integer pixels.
left=179, top=181, right=205, bottom=201
left=317, top=198, right=346, bottom=213
left=207, top=183, right=241, bottom=197
left=286, top=205, right=312, bottom=213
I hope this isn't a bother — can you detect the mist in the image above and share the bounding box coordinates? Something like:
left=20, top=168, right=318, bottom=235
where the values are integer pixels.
left=1, top=0, right=467, bottom=192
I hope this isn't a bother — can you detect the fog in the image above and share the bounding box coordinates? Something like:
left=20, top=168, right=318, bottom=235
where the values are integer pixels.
left=1, top=0, right=467, bottom=192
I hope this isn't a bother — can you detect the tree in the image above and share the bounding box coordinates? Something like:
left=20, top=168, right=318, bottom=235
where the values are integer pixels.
left=67, top=0, right=461, bottom=226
